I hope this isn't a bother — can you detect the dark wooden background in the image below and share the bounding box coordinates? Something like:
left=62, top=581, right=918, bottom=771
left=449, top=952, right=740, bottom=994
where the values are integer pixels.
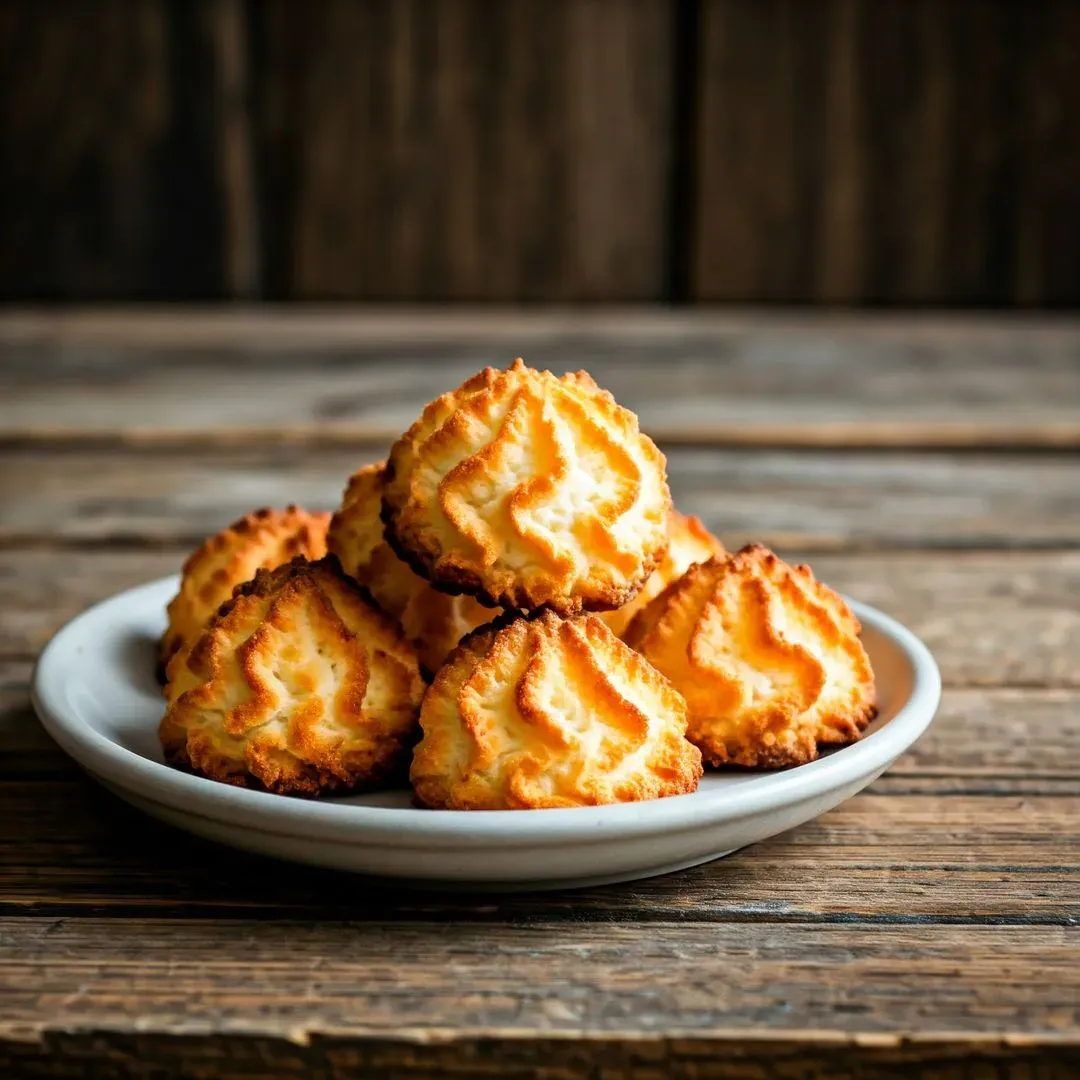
left=3, top=0, right=1079, bottom=305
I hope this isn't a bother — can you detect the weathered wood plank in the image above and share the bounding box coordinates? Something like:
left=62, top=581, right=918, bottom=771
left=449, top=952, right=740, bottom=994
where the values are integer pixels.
left=908, top=689, right=1080, bottom=779
left=693, top=1, right=1080, bottom=304
left=0, top=780, right=1076, bottom=920
left=3, top=1035, right=1078, bottom=1080
left=821, top=552, right=1080, bottom=688
left=0, top=550, right=180, bottom=661
left=253, top=1, right=673, bottom=301
left=2, top=311, right=1078, bottom=445
left=1, top=918, right=1077, bottom=1041
left=0, top=663, right=69, bottom=777
left=0, top=2, right=234, bottom=300
left=3, top=446, right=1078, bottom=551
left=3, top=549, right=1077, bottom=687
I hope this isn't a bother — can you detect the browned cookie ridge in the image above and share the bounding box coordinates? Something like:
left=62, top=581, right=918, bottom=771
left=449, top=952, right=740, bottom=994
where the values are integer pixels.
left=599, top=510, right=725, bottom=639
left=159, top=506, right=330, bottom=677
left=161, top=557, right=425, bottom=795
left=382, top=358, right=672, bottom=615
left=328, top=461, right=492, bottom=673
left=411, top=609, right=702, bottom=810
left=625, top=545, right=876, bottom=768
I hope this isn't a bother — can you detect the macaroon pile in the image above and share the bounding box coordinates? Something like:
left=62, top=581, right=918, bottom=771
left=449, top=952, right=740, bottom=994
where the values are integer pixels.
left=159, top=358, right=876, bottom=808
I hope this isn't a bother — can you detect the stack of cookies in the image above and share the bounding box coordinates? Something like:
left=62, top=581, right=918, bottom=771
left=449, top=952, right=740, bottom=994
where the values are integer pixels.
left=159, top=358, right=876, bottom=808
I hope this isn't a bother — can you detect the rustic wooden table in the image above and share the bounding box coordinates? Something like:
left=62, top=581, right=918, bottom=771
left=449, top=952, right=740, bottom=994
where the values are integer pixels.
left=0, top=310, right=1078, bottom=1079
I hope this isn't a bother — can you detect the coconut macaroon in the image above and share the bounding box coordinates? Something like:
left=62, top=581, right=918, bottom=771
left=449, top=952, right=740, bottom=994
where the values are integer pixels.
left=411, top=610, right=702, bottom=810
left=625, top=545, right=876, bottom=769
left=382, top=358, right=672, bottom=615
left=328, top=462, right=491, bottom=673
left=599, top=511, right=725, bottom=639
left=160, top=506, right=330, bottom=676
left=161, top=557, right=425, bottom=796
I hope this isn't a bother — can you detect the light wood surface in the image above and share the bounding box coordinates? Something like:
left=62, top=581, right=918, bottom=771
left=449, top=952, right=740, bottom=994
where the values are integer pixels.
left=0, top=310, right=1077, bottom=1078
left=3, top=310, right=1079, bottom=445
left=4, top=446, right=1080, bottom=549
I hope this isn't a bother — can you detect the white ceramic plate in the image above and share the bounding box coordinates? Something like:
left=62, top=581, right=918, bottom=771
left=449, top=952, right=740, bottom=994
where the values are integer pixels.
left=32, top=575, right=940, bottom=890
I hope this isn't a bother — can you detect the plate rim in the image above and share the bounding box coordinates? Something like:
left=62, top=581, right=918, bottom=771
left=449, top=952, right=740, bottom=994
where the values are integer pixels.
left=32, top=574, right=941, bottom=849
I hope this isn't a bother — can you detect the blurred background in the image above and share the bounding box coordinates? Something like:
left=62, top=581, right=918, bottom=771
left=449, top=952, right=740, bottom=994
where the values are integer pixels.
left=1, top=0, right=1078, bottom=306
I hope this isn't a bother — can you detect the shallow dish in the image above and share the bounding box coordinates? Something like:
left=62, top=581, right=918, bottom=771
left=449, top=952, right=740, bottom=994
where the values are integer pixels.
left=32, top=576, right=940, bottom=890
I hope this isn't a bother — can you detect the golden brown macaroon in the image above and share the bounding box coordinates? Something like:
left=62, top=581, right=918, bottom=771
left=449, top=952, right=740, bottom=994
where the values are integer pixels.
left=411, top=610, right=702, bottom=810
left=625, top=544, right=876, bottom=769
left=599, top=511, right=725, bottom=639
left=383, top=358, right=672, bottom=615
left=160, top=557, right=425, bottom=796
left=160, top=506, right=330, bottom=676
left=328, top=462, right=492, bottom=673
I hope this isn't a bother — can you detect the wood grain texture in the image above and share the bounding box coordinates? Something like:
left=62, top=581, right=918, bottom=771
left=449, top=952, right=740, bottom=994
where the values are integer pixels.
left=3, top=1036, right=1078, bottom=1080
left=0, top=663, right=67, bottom=778
left=209, top=0, right=258, bottom=298
left=0, top=780, right=1076, bottom=919
left=2, top=312, right=1077, bottom=1069
left=253, top=0, right=673, bottom=300
left=2, top=919, right=1078, bottom=1041
left=2, top=311, right=1079, bottom=445
left=4, top=446, right=1078, bottom=551
left=4, top=548, right=1077, bottom=686
left=0, top=1, right=230, bottom=300
left=912, top=689, right=1080, bottom=780
left=693, top=0, right=1080, bottom=304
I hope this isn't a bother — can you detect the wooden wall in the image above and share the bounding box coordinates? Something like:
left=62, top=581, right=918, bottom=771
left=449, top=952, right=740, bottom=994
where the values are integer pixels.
left=3, top=0, right=1078, bottom=304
